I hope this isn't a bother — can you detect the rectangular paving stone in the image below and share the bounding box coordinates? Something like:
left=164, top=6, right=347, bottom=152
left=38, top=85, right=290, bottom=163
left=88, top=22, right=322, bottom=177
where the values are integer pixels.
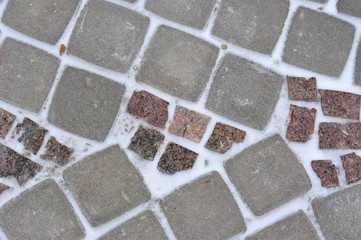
left=40, top=137, right=74, bottom=166
left=286, top=105, right=317, bottom=142
left=225, top=135, right=312, bottom=216
left=0, top=108, right=16, bottom=139
left=16, top=118, right=48, bottom=155
left=283, top=7, right=355, bottom=77
left=0, top=38, right=60, bottom=112
left=340, top=152, right=361, bottom=184
left=355, top=41, right=361, bottom=86
left=136, top=25, right=219, bottom=102
left=160, top=171, right=246, bottom=240
left=68, top=0, right=149, bottom=72
left=0, top=183, right=10, bottom=195
left=0, top=180, right=85, bottom=240
left=63, top=145, right=150, bottom=227
left=311, top=160, right=339, bottom=187
left=49, top=67, right=125, bottom=142
left=206, top=54, right=283, bottom=130
left=287, top=76, right=318, bottom=102
left=319, top=122, right=361, bottom=149
left=337, top=0, right=361, bottom=18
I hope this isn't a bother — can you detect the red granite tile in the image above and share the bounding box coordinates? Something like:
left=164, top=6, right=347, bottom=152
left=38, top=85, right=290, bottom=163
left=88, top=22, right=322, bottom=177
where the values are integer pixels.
left=204, top=122, right=246, bottom=153
left=128, top=125, right=165, bottom=160
left=40, top=137, right=74, bottom=166
left=340, top=152, right=361, bottom=184
left=158, top=142, right=198, bottom=174
left=311, top=160, right=339, bottom=187
left=319, top=89, right=361, bottom=120
left=168, top=106, right=210, bottom=143
left=126, top=91, right=169, bottom=129
left=286, top=105, right=317, bottom=142
left=0, top=108, right=16, bottom=139
left=0, top=183, right=10, bottom=195
left=319, top=122, right=361, bottom=149
left=287, top=76, right=317, bottom=102
left=16, top=118, right=48, bottom=154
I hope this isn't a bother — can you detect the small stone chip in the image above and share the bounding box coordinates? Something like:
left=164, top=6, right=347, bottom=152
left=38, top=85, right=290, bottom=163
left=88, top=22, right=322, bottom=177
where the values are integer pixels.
left=286, top=105, right=317, bottom=142
left=340, top=152, right=361, bottom=184
left=205, top=122, right=246, bottom=153
left=311, top=160, right=339, bottom=187
left=16, top=118, right=48, bottom=154
left=319, top=122, right=361, bottom=149
left=40, top=137, right=74, bottom=166
left=158, top=142, right=198, bottom=174
left=0, top=108, right=16, bottom=139
left=0, top=183, right=10, bottom=195
left=287, top=76, right=318, bottom=102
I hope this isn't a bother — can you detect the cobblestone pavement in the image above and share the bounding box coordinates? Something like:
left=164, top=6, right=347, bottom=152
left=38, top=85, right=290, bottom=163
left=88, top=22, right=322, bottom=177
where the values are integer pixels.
left=0, top=0, right=361, bottom=239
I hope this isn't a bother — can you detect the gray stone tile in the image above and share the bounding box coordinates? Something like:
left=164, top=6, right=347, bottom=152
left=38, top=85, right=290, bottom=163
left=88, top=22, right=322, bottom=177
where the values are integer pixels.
left=212, top=0, right=289, bottom=55
left=145, top=0, right=216, bottom=29
left=225, top=135, right=311, bottom=216
left=312, top=183, right=361, bottom=239
left=63, top=145, right=150, bottom=227
left=136, top=25, right=219, bottom=102
left=68, top=0, right=149, bottom=72
left=206, top=54, right=283, bottom=130
left=0, top=38, right=59, bottom=112
left=355, top=41, right=361, bottom=86
left=0, top=180, right=85, bottom=240
left=99, top=211, right=167, bottom=240
left=48, top=67, right=125, bottom=141
left=160, top=171, right=246, bottom=240
left=338, top=0, right=361, bottom=18
left=246, top=211, right=319, bottom=240
left=283, top=7, right=354, bottom=77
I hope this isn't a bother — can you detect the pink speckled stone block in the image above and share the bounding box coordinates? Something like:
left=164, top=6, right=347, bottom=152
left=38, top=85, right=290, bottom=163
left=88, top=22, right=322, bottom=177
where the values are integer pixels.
left=341, top=152, right=361, bottom=184
left=0, top=183, right=10, bottom=195
left=286, top=105, right=317, bottom=142
left=0, top=108, right=16, bottom=139
left=311, top=160, right=339, bottom=187
left=319, top=122, right=361, bottom=149
left=288, top=76, right=318, bottom=102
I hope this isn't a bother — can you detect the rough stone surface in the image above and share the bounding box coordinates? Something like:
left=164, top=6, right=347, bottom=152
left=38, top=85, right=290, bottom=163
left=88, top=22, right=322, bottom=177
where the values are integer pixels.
left=0, top=107, right=16, bottom=139
left=63, top=145, right=150, bottom=227
left=312, top=183, right=361, bottom=239
left=68, top=0, right=150, bottom=72
left=40, top=137, right=74, bottom=166
left=160, top=171, right=246, bottom=240
left=157, top=142, right=198, bottom=174
left=225, top=135, right=312, bottom=216
left=319, top=89, right=361, bottom=120
left=287, top=76, right=318, bottom=102
left=355, top=42, right=361, bottom=86
left=311, top=160, right=339, bottom=187
left=206, top=54, right=283, bottom=130
left=2, top=0, right=80, bottom=44
left=337, top=0, right=361, bottom=18
left=204, top=122, right=246, bottom=153
left=126, top=90, right=169, bottom=129
left=168, top=106, right=211, bottom=142
left=136, top=25, right=219, bottom=102
left=340, top=152, right=361, bottom=184
left=49, top=67, right=125, bottom=142
left=16, top=118, right=48, bottom=155
left=283, top=7, right=355, bottom=77
left=0, top=38, right=59, bottom=112
left=0, top=180, right=85, bottom=240
left=0, top=183, right=10, bottom=195
left=128, top=125, right=165, bottom=160
left=319, top=122, right=361, bottom=149
left=286, top=105, right=317, bottom=142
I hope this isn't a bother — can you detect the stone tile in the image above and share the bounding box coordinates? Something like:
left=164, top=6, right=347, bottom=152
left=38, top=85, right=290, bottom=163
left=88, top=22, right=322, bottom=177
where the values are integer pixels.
left=204, top=122, right=246, bottom=154
left=160, top=171, right=246, bottom=240
left=320, top=89, right=361, bottom=120
left=283, top=7, right=355, bottom=77
left=16, top=118, right=48, bottom=155
left=0, top=180, right=85, bottom=240
left=158, top=142, right=198, bottom=174
left=145, top=0, right=216, bottom=29
left=49, top=67, right=125, bottom=142
left=0, top=183, right=10, bottom=195
left=136, top=25, right=219, bottom=102
left=63, top=145, right=150, bottom=226
left=40, top=137, right=74, bottom=166
left=355, top=42, right=361, bottom=86
left=99, top=211, right=167, bottom=240
left=286, top=105, right=317, bottom=142
left=206, top=54, right=283, bottom=130
left=128, top=125, right=165, bottom=160
left=168, top=106, right=211, bottom=143
left=0, top=38, right=60, bottom=112
left=311, top=160, right=339, bottom=187
left=312, top=183, right=361, bottom=239
left=287, top=76, right=318, bottom=102
left=246, top=211, right=319, bottom=240
left=68, top=0, right=149, bottom=72
left=212, top=0, right=289, bottom=55
left=337, top=0, right=361, bottom=18
left=340, top=152, right=361, bottom=184
left=319, top=122, right=361, bottom=149
left=126, top=90, right=169, bottom=129
left=2, top=0, right=80, bottom=44
left=0, top=108, right=16, bottom=139
left=225, top=135, right=311, bottom=216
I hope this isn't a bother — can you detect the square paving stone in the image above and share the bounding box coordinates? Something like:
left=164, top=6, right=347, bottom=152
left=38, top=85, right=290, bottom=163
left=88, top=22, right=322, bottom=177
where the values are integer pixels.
left=319, top=122, right=361, bottom=149
left=40, top=137, right=74, bottom=166
left=206, top=54, right=283, bottom=130
left=283, top=7, right=355, bottom=77
left=99, top=211, right=167, bottom=240
left=340, top=152, right=361, bottom=184
left=337, top=0, right=361, bottom=18
left=212, top=0, right=289, bottom=55
left=0, top=108, right=16, bottom=139
left=354, top=43, right=361, bottom=86
left=0, top=38, right=60, bottom=112
left=16, top=118, right=48, bottom=155
left=287, top=76, right=318, bottom=102
left=2, top=0, right=80, bottom=45
left=312, top=183, right=361, bottom=239
left=49, top=67, right=125, bottom=142
left=225, top=135, right=312, bottom=216
left=160, top=171, right=246, bottom=240
left=136, top=25, right=219, bottom=102
left=311, top=160, right=339, bottom=187
left=286, top=105, right=317, bottom=142
left=68, top=0, right=149, bottom=72
left=0, top=180, right=85, bottom=240
left=63, top=145, right=150, bottom=227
